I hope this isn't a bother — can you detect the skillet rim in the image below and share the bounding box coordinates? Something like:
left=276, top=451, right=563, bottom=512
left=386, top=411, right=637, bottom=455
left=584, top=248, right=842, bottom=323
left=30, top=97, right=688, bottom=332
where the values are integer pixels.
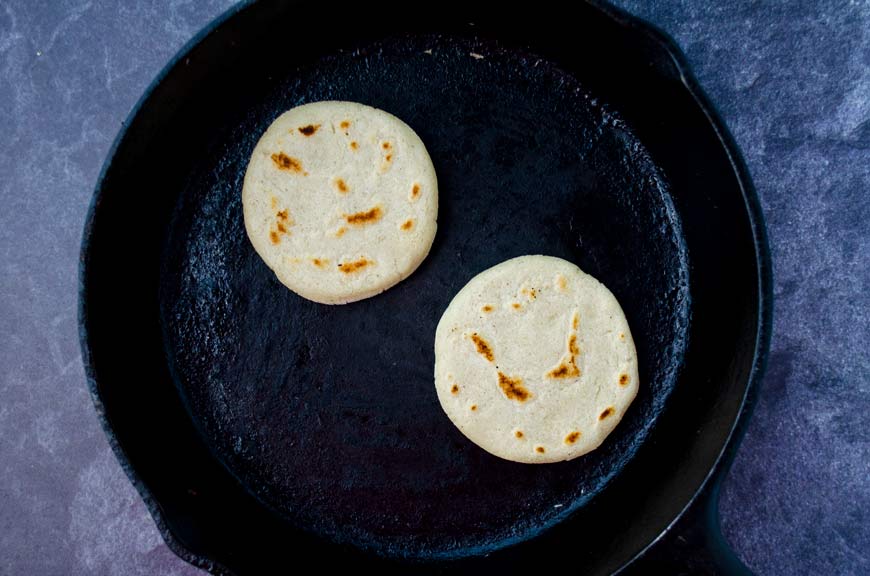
left=586, top=1, right=773, bottom=569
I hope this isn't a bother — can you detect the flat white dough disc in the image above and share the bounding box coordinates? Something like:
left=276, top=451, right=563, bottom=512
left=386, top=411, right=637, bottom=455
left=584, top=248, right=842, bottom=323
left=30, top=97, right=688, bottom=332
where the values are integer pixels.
left=242, top=101, right=438, bottom=304
left=434, top=255, right=639, bottom=463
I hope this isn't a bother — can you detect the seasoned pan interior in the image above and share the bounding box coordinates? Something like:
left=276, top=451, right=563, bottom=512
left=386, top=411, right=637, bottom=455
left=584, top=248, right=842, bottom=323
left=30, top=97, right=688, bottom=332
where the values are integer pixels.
left=160, top=35, right=690, bottom=558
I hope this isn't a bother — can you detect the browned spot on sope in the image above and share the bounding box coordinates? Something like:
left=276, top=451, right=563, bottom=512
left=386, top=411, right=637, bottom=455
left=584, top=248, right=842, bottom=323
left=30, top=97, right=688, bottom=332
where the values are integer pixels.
left=335, top=226, right=347, bottom=238
left=345, top=206, right=382, bottom=226
left=298, top=124, right=320, bottom=136
left=564, top=431, right=581, bottom=445
left=337, top=258, right=371, bottom=274
left=270, top=152, right=305, bottom=173
left=349, top=141, right=359, bottom=150
left=619, top=373, right=630, bottom=386
left=555, top=274, right=568, bottom=292
left=535, top=446, right=546, bottom=454
left=619, top=332, right=626, bottom=341
left=470, top=405, right=478, bottom=412
left=400, top=219, right=414, bottom=231
left=311, top=258, right=329, bottom=268
left=599, top=407, right=615, bottom=420
left=450, top=384, right=459, bottom=395
left=377, top=143, right=394, bottom=171
left=340, top=120, right=350, bottom=131
left=546, top=363, right=575, bottom=379
left=469, top=333, right=494, bottom=362
left=515, top=430, right=524, bottom=439
left=521, top=287, right=537, bottom=300
left=511, top=302, right=522, bottom=310
left=568, top=334, right=580, bottom=356
left=410, top=183, right=421, bottom=200
left=276, top=210, right=291, bottom=233
left=334, top=178, right=349, bottom=193
left=497, top=372, right=531, bottom=402
left=269, top=208, right=292, bottom=244
left=481, top=305, right=493, bottom=313
left=546, top=312, right=581, bottom=379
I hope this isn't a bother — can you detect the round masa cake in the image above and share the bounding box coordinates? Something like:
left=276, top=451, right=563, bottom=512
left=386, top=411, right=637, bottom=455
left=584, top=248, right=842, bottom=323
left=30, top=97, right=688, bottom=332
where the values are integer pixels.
left=434, top=255, right=639, bottom=463
left=242, top=101, right=438, bottom=304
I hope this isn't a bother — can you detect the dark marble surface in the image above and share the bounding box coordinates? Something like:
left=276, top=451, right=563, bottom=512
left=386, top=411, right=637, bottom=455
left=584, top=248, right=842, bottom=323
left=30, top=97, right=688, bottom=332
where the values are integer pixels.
left=0, top=1, right=867, bottom=574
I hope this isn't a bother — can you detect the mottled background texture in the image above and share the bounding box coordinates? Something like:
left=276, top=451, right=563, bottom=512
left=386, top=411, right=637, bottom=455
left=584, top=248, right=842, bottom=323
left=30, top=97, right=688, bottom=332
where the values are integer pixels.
left=1, top=1, right=867, bottom=574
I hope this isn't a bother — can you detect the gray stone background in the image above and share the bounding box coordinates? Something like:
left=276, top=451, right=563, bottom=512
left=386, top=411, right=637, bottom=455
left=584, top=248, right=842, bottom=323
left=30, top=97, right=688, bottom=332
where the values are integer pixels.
left=1, top=0, right=867, bottom=574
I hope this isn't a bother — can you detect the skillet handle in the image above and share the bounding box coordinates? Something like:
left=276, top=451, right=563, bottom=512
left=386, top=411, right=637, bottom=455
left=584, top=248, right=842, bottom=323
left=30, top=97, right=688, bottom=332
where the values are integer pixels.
left=623, top=476, right=754, bottom=575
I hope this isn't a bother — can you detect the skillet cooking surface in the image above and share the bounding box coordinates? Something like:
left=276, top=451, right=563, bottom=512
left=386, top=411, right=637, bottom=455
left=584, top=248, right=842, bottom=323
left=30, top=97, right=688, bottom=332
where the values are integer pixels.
left=160, top=35, right=689, bottom=557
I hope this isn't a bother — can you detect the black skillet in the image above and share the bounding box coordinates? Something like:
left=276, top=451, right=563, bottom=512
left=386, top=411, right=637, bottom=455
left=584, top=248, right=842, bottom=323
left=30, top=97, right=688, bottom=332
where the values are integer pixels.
left=79, top=1, right=772, bottom=573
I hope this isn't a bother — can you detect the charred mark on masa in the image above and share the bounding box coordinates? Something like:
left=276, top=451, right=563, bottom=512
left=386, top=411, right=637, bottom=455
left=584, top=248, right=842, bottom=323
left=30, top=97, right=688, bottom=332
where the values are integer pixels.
left=469, top=333, right=494, bottom=362
left=345, top=206, right=382, bottom=226
left=498, top=371, right=531, bottom=402
left=269, top=208, right=292, bottom=244
left=271, top=152, right=305, bottom=173
left=546, top=312, right=581, bottom=379
left=337, top=258, right=371, bottom=274
left=569, top=334, right=579, bottom=356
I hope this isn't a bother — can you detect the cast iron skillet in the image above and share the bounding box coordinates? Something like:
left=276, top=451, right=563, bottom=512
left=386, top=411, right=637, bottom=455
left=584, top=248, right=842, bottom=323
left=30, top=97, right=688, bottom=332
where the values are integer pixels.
left=79, top=1, right=772, bottom=573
